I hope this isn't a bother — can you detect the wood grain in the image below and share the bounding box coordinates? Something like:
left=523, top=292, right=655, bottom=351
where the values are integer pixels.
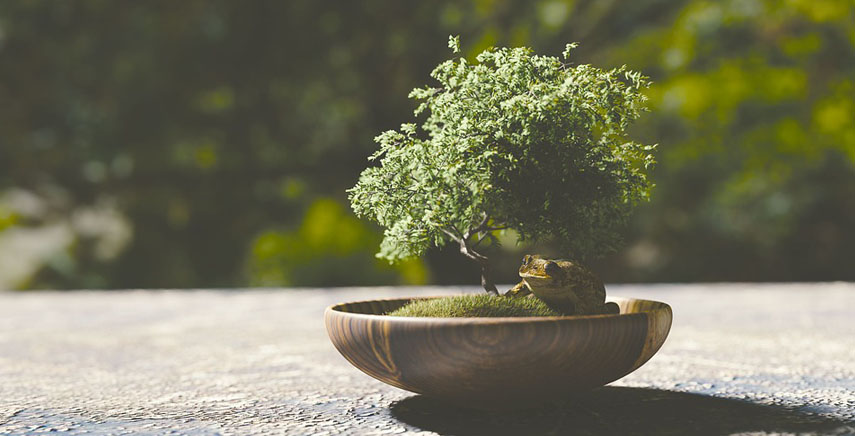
left=325, top=296, right=672, bottom=410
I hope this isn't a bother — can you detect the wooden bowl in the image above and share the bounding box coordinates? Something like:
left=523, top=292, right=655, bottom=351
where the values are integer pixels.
left=325, top=296, right=672, bottom=410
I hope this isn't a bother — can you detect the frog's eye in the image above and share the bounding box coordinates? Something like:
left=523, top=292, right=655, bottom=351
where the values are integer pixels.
left=522, top=255, right=532, bottom=265
left=545, top=261, right=561, bottom=275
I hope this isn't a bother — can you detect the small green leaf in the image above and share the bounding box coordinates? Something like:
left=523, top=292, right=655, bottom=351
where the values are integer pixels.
left=448, top=35, right=461, bottom=54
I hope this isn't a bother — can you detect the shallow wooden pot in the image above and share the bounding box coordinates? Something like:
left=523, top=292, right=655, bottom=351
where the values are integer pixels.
left=325, top=296, right=672, bottom=410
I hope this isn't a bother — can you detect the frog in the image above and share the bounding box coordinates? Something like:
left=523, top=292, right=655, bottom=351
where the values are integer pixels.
left=506, top=255, right=619, bottom=316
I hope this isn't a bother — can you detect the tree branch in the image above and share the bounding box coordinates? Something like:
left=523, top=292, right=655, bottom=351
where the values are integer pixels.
left=441, top=228, right=462, bottom=243
left=473, top=231, right=492, bottom=247
left=441, top=218, right=500, bottom=295
left=458, top=232, right=497, bottom=295
left=465, top=214, right=491, bottom=240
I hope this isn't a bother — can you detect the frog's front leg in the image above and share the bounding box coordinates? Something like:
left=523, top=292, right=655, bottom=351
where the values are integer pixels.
left=505, top=280, right=532, bottom=298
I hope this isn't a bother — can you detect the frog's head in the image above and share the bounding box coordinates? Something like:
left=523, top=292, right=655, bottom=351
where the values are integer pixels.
left=518, top=255, right=563, bottom=282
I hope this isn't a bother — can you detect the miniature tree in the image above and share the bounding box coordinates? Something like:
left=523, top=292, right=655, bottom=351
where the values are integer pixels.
left=349, top=37, right=655, bottom=294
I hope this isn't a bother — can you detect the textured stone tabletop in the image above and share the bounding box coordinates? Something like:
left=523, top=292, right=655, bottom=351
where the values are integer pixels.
left=1, top=284, right=854, bottom=435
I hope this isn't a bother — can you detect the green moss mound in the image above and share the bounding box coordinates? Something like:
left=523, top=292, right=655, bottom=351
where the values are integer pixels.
left=386, top=294, right=561, bottom=318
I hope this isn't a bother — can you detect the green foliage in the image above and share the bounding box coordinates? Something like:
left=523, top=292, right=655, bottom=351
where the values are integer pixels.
left=350, top=40, right=655, bottom=264
left=248, top=198, right=426, bottom=286
left=0, top=1, right=452, bottom=289
left=597, top=0, right=855, bottom=280
left=387, top=294, right=560, bottom=317
left=2, top=0, right=853, bottom=289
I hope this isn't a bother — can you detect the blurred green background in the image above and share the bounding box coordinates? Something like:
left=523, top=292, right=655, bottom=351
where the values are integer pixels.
left=1, top=0, right=853, bottom=290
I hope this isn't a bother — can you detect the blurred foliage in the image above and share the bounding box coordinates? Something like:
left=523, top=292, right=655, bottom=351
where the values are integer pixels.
left=0, top=0, right=852, bottom=289
left=598, top=0, right=855, bottom=281
left=249, top=198, right=426, bottom=286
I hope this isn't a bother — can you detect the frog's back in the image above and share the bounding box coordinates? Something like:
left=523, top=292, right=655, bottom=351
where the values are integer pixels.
left=519, top=256, right=606, bottom=315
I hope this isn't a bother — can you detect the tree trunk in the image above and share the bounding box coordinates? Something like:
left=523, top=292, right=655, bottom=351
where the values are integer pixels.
left=479, top=263, right=499, bottom=295
left=446, top=222, right=500, bottom=295
left=457, top=240, right=498, bottom=295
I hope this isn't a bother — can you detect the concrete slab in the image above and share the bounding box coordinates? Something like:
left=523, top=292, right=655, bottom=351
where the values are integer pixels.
left=0, top=284, right=853, bottom=435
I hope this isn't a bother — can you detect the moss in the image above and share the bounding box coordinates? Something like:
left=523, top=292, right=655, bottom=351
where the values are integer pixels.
left=386, top=294, right=561, bottom=318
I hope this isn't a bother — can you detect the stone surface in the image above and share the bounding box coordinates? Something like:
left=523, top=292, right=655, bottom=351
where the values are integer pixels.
left=0, top=284, right=853, bottom=435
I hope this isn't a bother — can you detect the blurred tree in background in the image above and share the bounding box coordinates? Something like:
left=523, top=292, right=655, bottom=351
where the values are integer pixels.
left=0, top=0, right=852, bottom=289
left=601, top=0, right=855, bottom=281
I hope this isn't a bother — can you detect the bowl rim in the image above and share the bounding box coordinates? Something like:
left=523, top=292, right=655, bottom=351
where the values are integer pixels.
left=325, top=295, right=670, bottom=324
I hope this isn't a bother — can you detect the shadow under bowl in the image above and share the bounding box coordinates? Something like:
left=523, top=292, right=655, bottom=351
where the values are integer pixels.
left=325, top=296, right=672, bottom=410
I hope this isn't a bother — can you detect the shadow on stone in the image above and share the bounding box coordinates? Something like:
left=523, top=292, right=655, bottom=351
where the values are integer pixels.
left=389, top=387, right=854, bottom=436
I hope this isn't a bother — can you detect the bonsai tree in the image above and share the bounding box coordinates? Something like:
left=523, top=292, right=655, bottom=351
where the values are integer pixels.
left=349, top=37, right=655, bottom=296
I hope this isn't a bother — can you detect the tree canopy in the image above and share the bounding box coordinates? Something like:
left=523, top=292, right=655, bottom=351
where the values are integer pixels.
left=349, top=39, right=654, bottom=292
